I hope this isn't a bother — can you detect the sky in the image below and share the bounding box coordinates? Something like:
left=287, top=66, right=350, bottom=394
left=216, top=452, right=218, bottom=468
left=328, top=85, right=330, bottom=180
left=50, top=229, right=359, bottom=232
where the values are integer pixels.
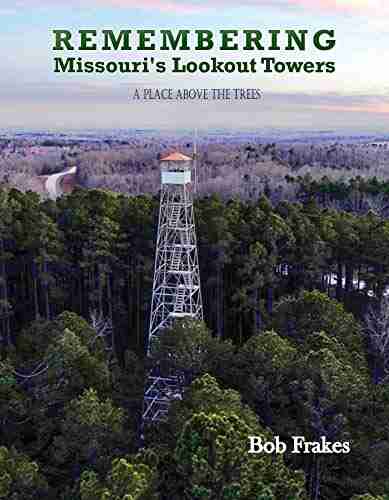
left=0, top=0, right=388, bottom=132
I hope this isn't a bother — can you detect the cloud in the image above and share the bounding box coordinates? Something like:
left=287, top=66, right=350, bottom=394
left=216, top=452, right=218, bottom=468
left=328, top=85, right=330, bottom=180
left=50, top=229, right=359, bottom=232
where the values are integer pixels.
left=9, top=0, right=389, bottom=15
left=1, top=84, right=388, bottom=131
left=266, top=91, right=389, bottom=115
left=0, top=8, right=19, bottom=14
left=281, top=0, right=387, bottom=16
left=10, top=0, right=206, bottom=14
left=3, top=78, right=388, bottom=115
left=317, top=103, right=389, bottom=114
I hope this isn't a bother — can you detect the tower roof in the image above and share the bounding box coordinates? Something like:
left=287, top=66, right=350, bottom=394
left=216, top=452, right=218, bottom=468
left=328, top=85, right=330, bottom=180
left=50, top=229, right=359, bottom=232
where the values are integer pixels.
left=161, top=152, right=192, bottom=162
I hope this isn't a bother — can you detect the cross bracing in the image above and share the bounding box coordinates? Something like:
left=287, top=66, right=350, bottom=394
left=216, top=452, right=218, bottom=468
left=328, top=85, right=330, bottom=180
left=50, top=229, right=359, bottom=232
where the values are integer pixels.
left=142, top=154, right=203, bottom=426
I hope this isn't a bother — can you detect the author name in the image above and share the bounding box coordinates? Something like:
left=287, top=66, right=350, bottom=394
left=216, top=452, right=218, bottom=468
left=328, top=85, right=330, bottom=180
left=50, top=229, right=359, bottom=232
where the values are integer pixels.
left=248, top=436, right=350, bottom=454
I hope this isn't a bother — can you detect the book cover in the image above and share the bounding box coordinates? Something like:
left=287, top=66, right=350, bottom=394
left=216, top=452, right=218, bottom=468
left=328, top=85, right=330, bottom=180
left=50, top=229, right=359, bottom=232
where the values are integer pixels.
left=0, top=2, right=388, bottom=500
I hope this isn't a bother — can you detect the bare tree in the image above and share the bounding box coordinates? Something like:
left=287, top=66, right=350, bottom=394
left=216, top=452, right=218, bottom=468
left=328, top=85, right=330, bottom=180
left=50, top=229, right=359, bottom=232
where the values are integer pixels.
left=364, top=192, right=389, bottom=218
left=364, top=296, right=389, bottom=383
left=89, top=309, right=115, bottom=361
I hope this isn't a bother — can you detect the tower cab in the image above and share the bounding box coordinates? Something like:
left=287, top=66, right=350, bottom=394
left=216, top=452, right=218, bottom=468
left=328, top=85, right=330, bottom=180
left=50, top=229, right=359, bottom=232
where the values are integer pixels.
left=161, top=152, right=193, bottom=185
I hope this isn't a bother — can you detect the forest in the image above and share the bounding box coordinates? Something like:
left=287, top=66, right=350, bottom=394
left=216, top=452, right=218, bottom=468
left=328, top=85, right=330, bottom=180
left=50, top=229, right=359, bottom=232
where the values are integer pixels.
left=1, top=137, right=389, bottom=499
left=0, top=185, right=389, bottom=500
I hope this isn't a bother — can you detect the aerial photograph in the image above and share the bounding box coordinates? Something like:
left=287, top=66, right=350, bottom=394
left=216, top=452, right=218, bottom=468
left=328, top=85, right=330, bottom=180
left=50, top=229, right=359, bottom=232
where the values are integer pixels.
left=0, top=1, right=388, bottom=499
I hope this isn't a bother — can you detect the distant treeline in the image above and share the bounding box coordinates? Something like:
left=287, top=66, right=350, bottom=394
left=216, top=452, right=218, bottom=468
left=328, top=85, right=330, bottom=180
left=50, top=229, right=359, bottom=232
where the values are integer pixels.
left=1, top=137, right=389, bottom=201
left=284, top=174, right=389, bottom=214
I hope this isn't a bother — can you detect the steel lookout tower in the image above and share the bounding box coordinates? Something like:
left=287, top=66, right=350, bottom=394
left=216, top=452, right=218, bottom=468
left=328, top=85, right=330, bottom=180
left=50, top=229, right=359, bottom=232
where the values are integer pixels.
left=142, top=151, right=203, bottom=424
